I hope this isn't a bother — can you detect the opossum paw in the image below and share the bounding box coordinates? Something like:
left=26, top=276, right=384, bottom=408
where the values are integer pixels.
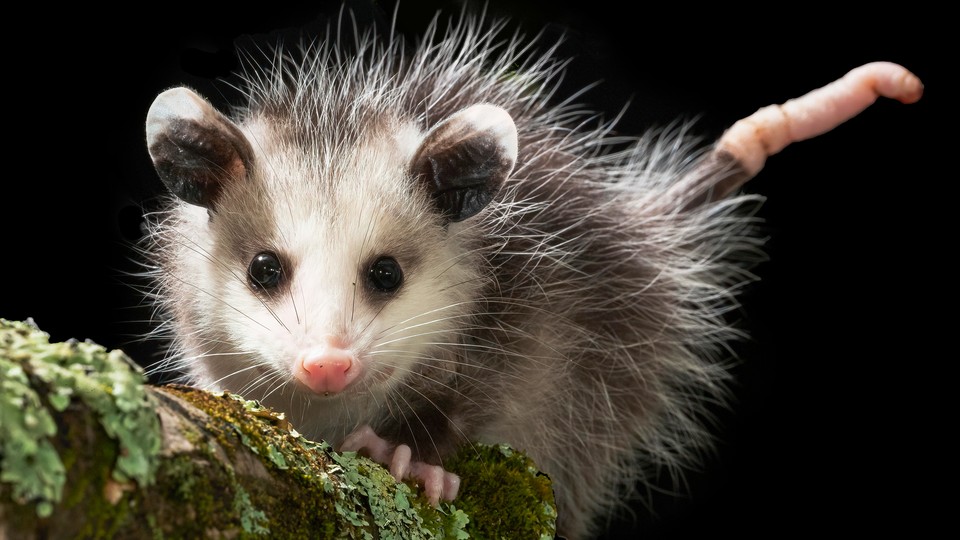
left=407, top=459, right=461, bottom=505
left=339, top=425, right=461, bottom=505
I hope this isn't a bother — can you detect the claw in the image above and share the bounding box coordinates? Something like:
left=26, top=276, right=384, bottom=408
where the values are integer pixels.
left=410, top=461, right=461, bottom=504
left=390, top=443, right=412, bottom=481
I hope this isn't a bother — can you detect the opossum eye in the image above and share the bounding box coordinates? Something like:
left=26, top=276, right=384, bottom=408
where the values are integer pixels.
left=368, top=257, right=403, bottom=293
left=248, top=252, right=284, bottom=291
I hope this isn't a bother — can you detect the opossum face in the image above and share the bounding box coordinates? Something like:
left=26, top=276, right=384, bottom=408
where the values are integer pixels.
left=146, top=88, right=517, bottom=421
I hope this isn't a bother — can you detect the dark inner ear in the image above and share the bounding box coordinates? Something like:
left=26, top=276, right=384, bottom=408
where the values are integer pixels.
left=411, top=104, right=518, bottom=223
left=146, top=87, right=254, bottom=209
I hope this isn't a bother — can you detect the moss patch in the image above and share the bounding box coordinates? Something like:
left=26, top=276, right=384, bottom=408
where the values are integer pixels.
left=2, top=318, right=558, bottom=538
left=447, top=443, right=557, bottom=539
left=160, top=385, right=463, bottom=539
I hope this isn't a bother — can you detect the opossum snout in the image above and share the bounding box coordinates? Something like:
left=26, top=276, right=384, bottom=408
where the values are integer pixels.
left=294, top=338, right=364, bottom=395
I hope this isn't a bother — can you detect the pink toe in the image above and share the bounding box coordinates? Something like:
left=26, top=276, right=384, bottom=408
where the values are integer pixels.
left=390, top=444, right=412, bottom=481
left=339, top=425, right=393, bottom=463
left=443, top=472, right=461, bottom=501
left=409, top=462, right=459, bottom=506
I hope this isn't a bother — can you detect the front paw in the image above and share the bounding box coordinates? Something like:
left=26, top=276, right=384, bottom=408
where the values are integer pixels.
left=339, top=425, right=461, bottom=505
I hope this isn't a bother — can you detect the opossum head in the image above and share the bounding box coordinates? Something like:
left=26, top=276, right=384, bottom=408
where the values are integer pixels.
left=145, top=86, right=517, bottom=432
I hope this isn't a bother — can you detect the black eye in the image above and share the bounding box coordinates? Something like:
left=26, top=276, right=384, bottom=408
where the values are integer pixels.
left=368, top=256, right=403, bottom=293
left=248, top=252, right=284, bottom=291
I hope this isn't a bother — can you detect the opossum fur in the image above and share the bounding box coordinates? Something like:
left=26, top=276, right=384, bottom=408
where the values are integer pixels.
left=142, top=12, right=769, bottom=539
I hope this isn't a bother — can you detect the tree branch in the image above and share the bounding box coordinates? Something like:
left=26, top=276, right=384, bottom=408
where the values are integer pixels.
left=1, top=318, right=557, bottom=539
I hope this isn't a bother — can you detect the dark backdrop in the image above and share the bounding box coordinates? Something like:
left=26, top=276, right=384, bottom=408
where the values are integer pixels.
left=4, top=1, right=944, bottom=537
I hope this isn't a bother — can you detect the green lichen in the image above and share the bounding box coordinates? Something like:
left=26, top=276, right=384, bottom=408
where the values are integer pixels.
left=2, top=318, right=558, bottom=538
left=0, top=357, right=64, bottom=518
left=440, top=505, right=470, bottom=540
left=0, top=318, right=162, bottom=517
left=330, top=449, right=440, bottom=540
left=164, top=386, right=458, bottom=539
left=1, top=317, right=161, bottom=517
left=168, top=384, right=556, bottom=539
left=233, top=485, right=269, bottom=535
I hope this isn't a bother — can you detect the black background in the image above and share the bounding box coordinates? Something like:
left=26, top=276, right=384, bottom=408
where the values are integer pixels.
left=4, top=1, right=946, bottom=537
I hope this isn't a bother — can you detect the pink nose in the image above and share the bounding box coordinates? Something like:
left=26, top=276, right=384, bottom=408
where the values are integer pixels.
left=294, top=339, right=362, bottom=395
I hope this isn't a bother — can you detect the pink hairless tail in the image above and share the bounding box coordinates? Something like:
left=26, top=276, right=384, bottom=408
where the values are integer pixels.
left=717, top=61, right=923, bottom=180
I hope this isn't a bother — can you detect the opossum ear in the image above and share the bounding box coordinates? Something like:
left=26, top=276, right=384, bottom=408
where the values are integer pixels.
left=146, top=87, right=254, bottom=209
left=411, top=104, right=518, bottom=222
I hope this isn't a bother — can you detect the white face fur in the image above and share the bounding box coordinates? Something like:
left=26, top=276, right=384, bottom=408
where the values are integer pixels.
left=147, top=89, right=517, bottom=441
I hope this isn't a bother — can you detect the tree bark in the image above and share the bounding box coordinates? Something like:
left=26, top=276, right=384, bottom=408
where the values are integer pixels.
left=0, top=318, right=557, bottom=539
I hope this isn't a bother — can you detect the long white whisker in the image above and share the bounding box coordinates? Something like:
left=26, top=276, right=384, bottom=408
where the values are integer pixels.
left=172, top=233, right=291, bottom=334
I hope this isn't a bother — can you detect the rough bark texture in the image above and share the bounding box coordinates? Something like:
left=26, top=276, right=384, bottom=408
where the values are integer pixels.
left=0, top=318, right=556, bottom=539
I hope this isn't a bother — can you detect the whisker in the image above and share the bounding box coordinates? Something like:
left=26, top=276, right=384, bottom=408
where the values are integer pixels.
left=396, top=379, right=480, bottom=462
left=171, top=233, right=291, bottom=334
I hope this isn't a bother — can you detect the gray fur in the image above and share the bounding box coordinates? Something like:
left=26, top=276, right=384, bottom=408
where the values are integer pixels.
left=143, top=11, right=765, bottom=539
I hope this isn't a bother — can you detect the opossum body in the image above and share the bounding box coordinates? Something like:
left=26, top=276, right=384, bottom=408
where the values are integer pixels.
left=142, top=11, right=922, bottom=539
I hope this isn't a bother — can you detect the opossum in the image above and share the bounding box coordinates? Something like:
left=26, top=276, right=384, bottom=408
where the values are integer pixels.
left=140, top=8, right=922, bottom=539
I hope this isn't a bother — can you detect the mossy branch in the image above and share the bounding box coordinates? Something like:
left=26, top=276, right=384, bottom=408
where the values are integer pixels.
left=0, top=318, right=557, bottom=539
